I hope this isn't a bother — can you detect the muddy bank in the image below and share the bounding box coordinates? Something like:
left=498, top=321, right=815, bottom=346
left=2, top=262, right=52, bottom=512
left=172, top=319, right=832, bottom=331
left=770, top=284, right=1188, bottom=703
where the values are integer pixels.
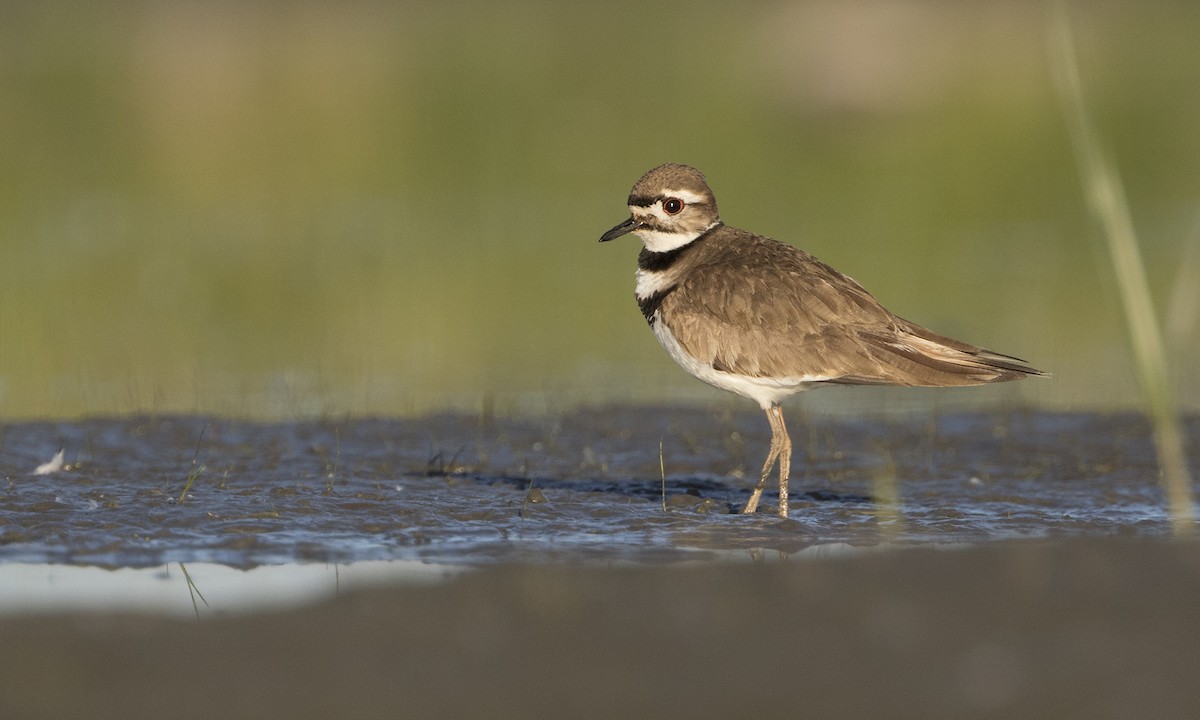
left=2, top=409, right=1195, bottom=566
left=3, top=538, right=1200, bottom=720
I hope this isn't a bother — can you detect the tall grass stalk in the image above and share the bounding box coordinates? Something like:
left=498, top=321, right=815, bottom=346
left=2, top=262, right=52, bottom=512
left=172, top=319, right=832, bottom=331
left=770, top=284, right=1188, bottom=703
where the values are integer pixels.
left=871, top=450, right=905, bottom=541
left=325, top=426, right=341, bottom=493
left=178, top=425, right=208, bottom=505
left=659, top=438, right=667, bottom=512
left=1051, top=7, right=1195, bottom=535
left=1165, top=215, right=1200, bottom=359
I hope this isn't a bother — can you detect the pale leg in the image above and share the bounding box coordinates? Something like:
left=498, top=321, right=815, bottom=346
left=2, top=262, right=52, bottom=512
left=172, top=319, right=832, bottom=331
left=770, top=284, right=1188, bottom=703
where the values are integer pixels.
left=773, top=404, right=792, bottom=517
left=742, top=403, right=791, bottom=515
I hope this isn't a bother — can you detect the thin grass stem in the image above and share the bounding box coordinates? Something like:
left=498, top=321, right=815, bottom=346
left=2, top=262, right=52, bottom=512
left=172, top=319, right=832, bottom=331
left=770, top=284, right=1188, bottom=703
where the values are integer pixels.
left=1051, top=5, right=1195, bottom=535
left=871, top=450, right=905, bottom=541
left=179, top=562, right=209, bottom=620
left=659, top=437, right=667, bottom=512
left=178, top=425, right=208, bottom=504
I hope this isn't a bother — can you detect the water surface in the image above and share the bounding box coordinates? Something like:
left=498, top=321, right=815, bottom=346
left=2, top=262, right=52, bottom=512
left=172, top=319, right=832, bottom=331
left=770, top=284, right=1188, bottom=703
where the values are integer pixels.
left=1, top=407, right=1190, bottom=569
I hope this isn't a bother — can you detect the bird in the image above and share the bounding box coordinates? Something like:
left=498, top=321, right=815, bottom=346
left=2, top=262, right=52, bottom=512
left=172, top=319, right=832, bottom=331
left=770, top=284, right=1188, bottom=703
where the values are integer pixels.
left=599, top=163, right=1045, bottom=518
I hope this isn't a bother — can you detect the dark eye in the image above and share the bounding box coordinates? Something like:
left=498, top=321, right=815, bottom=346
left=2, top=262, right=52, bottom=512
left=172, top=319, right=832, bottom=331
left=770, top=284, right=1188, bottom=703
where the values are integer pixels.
left=662, top=197, right=684, bottom=215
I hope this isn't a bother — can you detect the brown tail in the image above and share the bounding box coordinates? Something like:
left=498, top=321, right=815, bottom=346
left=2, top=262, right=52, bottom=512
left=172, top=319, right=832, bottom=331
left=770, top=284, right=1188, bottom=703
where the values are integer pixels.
left=831, top=319, right=1047, bottom=388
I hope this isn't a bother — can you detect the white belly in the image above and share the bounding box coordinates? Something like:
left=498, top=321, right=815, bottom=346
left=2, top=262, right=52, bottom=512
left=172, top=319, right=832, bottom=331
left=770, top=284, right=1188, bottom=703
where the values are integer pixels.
left=651, top=316, right=826, bottom=410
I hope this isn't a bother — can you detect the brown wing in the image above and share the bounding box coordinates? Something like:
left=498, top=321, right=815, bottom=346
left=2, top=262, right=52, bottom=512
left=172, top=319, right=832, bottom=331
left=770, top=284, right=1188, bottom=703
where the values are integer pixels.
left=660, top=229, right=1043, bottom=386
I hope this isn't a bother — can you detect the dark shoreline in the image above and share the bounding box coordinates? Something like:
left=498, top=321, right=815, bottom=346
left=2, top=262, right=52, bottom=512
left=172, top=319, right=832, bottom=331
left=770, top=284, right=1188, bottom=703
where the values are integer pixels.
left=4, top=537, right=1200, bottom=720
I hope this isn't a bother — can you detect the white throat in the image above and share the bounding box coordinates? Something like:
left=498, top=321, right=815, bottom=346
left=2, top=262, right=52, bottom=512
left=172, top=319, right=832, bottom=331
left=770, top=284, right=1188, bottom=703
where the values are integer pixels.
left=634, top=226, right=707, bottom=253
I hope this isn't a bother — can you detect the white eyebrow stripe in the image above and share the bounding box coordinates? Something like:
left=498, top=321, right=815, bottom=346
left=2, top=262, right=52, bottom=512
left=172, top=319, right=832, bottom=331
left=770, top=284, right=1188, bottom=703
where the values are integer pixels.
left=661, top=188, right=708, bottom=205
left=629, top=190, right=709, bottom=224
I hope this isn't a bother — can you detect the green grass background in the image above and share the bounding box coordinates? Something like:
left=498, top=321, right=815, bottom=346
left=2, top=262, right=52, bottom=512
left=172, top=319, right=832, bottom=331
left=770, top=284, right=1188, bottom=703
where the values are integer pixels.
left=1, top=1, right=1197, bottom=418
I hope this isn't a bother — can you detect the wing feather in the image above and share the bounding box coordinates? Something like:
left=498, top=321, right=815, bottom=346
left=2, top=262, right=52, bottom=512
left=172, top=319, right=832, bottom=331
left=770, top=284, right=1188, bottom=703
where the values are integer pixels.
left=659, top=228, right=1044, bottom=387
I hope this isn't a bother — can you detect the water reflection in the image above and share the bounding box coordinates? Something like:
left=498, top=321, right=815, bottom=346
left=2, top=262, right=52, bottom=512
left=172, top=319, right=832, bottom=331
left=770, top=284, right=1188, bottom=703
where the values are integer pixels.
left=0, top=560, right=463, bottom=618
left=0, top=544, right=893, bottom=618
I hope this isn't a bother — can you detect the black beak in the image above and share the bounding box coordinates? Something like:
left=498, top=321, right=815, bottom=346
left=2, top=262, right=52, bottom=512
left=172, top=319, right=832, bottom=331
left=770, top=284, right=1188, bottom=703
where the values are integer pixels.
left=599, top=216, right=641, bottom=243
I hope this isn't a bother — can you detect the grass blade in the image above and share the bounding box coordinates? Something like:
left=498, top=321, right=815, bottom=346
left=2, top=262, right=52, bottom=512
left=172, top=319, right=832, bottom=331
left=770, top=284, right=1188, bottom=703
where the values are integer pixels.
left=1050, top=5, right=1195, bottom=535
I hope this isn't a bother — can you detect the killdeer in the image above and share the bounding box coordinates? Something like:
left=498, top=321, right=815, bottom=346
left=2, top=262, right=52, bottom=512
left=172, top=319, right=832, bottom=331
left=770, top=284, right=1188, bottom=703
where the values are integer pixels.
left=600, top=163, right=1045, bottom=518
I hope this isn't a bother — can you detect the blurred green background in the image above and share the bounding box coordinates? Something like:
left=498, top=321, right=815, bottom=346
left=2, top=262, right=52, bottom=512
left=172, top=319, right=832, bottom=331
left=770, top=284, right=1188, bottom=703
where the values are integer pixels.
left=1, top=0, right=1197, bottom=419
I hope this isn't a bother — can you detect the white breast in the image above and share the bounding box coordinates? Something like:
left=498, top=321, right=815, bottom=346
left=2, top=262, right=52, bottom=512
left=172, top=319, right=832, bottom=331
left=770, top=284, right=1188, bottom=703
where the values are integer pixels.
left=635, top=267, right=673, bottom=301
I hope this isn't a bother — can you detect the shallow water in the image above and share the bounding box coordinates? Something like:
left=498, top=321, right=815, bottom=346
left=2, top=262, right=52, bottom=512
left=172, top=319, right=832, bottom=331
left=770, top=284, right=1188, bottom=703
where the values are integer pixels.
left=1, top=407, right=1193, bottom=570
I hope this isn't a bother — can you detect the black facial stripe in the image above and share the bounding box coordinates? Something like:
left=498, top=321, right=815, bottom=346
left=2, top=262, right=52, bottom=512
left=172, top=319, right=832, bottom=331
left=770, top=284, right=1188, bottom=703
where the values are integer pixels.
left=633, top=218, right=674, bottom=235
left=627, top=194, right=710, bottom=209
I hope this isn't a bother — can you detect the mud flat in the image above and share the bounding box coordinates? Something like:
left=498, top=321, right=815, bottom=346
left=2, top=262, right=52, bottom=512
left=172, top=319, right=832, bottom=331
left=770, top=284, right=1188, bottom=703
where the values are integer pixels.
left=2, top=538, right=1199, bottom=720
left=1, top=409, right=1193, bottom=566
left=1, top=407, right=1198, bottom=718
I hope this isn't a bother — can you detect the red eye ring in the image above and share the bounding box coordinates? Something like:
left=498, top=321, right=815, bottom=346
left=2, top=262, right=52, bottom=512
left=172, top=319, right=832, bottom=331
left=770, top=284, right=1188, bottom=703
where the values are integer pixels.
left=662, top=197, right=685, bottom=215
